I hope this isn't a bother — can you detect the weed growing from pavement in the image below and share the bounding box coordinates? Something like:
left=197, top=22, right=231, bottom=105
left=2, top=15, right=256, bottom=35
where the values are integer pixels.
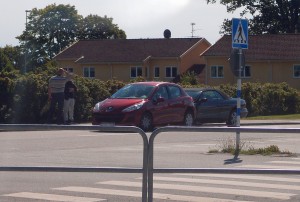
left=208, top=136, right=295, bottom=156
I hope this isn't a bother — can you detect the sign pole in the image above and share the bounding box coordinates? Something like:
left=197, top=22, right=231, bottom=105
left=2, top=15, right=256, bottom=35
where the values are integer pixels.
left=236, top=48, right=242, bottom=153
left=232, top=18, right=248, bottom=155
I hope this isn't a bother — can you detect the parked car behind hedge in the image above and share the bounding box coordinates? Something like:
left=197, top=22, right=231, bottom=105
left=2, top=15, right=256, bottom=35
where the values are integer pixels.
left=184, top=88, right=248, bottom=126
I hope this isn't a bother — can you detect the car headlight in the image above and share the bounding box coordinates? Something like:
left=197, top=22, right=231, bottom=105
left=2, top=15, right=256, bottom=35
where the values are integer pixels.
left=93, top=101, right=103, bottom=112
left=122, top=102, right=144, bottom=112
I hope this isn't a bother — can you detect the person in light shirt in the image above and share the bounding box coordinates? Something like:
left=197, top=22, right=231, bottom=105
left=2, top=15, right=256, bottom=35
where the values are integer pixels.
left=47, top=68, right=71, bottom=124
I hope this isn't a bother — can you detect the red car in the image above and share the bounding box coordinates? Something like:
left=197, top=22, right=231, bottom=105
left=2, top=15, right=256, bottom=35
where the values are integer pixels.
left=92, top=82, right=195, bottom=131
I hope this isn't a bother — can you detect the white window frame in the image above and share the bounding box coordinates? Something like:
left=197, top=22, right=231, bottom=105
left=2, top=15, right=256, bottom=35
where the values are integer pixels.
left=130, top=66, right=142, bottom=78
left=210, top=65, right=224, bottom=78
left=83, top=67, right=95, bottom=78
left=165, top=66, right=177, bottom=78
left=293, top=65, right=300, bottom=78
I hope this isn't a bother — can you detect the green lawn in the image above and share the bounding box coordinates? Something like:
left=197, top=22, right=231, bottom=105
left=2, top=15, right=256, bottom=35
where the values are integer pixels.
left=246, top=114, right=300, bottom=120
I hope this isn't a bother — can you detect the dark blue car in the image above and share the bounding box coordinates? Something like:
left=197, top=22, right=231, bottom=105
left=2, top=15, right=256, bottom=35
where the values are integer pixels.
left=184, top=88, right=248, bottom=126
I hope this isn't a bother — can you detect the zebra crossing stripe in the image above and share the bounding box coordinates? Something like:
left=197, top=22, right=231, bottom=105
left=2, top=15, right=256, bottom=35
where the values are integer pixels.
left=54, top=186, right=141, bottom=197
left=98, top=181, right=295, bottom=200
left=2, top=192, right=102, bottom=202
left=237, top=164, right=300, bottom=169
left=153, top=176, right=300, bottom=191
left=54, top=186, right=251, bottom=202
left=268, top=161, right=300, bottom=165
left=176, top=173, right=300, bottom=183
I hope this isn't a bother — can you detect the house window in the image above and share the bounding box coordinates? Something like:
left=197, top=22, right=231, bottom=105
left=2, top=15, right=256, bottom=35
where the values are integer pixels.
left=294, top=65, right=300, bottom=78
left=166, top=66, right=177, bottom=78
left=64, top=67, right=73, bottom=73
left=131, top=66, right=142, bottom=78
left=154, top=67, right=160, bottom=78
left=241, top=65, right=251, bottom=78
left=210, top=66, right=224, bottom=78
left=83, top=67, right=95, bottom=78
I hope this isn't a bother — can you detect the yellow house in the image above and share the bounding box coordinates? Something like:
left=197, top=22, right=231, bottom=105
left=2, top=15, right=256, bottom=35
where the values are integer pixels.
left=201, top=34, right=300, bottom=90
left=54, top=38, right=211, bottom=82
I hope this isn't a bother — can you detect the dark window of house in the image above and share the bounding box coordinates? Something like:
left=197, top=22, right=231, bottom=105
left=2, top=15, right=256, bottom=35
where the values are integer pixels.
left=211, top=66, right=224, bottom=78
left=131, top=67, right=142, bottom=78
left=242, top=65, right=251, bottom=78
left=64, top=67, right=73, bottom=73
left=154, top=67, right=160, bottom=78
left=83, top=67, right=95, bottom=78
left=294, top=65, right=300, bottom=78
left=166, top=66, right=177, bottom=78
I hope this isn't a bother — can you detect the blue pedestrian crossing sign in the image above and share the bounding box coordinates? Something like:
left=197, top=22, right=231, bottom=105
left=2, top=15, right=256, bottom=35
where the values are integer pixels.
left=232, top=18, right=248, bottom=49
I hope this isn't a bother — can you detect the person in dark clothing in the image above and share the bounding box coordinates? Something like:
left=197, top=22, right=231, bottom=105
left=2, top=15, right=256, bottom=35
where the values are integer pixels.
left=64, top=80, right=77, bottom=124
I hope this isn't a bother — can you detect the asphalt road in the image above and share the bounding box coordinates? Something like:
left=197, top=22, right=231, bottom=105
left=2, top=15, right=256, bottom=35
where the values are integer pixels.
left=0, top=121, right=300, bottom=202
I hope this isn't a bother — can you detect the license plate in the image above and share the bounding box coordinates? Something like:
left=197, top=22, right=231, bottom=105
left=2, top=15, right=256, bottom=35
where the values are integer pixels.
left=100, top=122, right=115, bottom=126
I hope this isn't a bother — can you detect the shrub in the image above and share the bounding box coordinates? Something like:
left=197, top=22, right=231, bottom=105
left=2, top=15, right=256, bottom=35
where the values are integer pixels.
left=218, top=82, right=300, bottom=116
left=0, top=72, right=299, bottom=123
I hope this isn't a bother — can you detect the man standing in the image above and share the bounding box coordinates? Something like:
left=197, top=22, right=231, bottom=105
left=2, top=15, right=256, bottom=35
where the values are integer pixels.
left=47, top=68, right=71, bottom=124
left=64, top=79, right=77, bottom=124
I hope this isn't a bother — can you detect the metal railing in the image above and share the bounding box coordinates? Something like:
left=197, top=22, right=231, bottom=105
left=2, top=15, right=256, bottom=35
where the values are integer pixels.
left=147, top=126, right=300, bottom=202
left=1, top=124, right=300, bottom=202
left=0, top=124, right=149, bottom=202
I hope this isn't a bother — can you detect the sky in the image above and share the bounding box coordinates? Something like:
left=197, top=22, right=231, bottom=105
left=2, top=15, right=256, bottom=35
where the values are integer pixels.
left=0, top=0, right=243, bottom=47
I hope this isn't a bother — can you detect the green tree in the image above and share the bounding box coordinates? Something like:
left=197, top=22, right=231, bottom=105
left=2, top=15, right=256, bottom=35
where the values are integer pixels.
left=77, top=14, right=126, bottom=39
left=17, top=4, right=80, bottom=71
left=16, top=4, right=127, bottom=72
left=207, top=0, right=300, bottom=34
left=0, top=46, right=23, bottom=72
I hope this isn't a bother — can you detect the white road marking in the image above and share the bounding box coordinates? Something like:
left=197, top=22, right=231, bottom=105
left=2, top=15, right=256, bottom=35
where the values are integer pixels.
left=268, top=160, right=300, bottom=165
left=98, top=181, right=295, bottom=200
left=237, top=164, right=300, bottom=169
left=54, top=186, right=251, bottom=202
left=153, top=176, right=300, bottom=190
left=176, top=173, right=300, bottom=183
left=2, top=192, right=102, bottom=202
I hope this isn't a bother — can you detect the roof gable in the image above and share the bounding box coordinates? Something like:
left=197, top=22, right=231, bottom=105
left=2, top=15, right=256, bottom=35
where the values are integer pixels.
left=202, top=34, right=300, bottom=61
left=54, top=38, right=205, bottom=63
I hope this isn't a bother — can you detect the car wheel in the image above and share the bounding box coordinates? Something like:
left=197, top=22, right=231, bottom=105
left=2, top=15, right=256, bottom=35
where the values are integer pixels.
left=183, top=111, right=194, bottom=126
left=139, top=112, right=153, bottom=131
left=227, top=109, right=237, bottom=126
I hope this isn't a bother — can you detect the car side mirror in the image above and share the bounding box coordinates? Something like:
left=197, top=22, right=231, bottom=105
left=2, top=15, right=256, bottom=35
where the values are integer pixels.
left=200, top=98, right=208, bottom=103
left=157, top=97, right=165, bottom=103
left=153, top=96, right=165, bottom=104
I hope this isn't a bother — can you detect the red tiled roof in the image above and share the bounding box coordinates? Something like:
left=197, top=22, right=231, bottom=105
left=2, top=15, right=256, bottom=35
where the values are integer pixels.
left=54, top=38, right=204, bottom=63
left=202, top=34, right=300, bottom=61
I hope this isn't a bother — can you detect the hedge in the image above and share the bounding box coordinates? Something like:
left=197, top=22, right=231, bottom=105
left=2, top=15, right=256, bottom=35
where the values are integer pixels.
left=0, top=71, right=299, bottom=123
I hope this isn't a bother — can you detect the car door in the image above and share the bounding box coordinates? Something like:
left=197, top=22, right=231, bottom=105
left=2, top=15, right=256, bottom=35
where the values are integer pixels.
left=151, top=85, right=172, bottom=125
left=166, top=85, right=186, bottom=123
left=208, top=90, right=230, bottom=119
left=195, top=90, right=228, bottom=120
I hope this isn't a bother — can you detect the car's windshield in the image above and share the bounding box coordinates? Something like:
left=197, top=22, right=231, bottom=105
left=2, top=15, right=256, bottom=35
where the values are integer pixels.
left=111, top=84, right=155, bottom=99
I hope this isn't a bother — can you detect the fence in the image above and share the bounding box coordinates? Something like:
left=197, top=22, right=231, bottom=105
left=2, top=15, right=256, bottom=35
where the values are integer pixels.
left=147, top=126, right=300, bottom=202
left=0, top=124, right=149, bottom=202
left=1, top=124, right=300, bottom=202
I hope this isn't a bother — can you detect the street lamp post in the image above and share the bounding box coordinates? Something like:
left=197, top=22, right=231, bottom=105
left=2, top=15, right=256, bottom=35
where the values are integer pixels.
left=24, top=10, right=31, bottom=73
